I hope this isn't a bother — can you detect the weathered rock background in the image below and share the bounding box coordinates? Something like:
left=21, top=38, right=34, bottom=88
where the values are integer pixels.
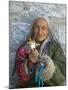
left=9, top=1, right=66, bottom=88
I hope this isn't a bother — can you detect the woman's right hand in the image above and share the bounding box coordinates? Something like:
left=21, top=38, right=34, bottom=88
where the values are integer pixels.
left=29, top=49, right=39, bottom=63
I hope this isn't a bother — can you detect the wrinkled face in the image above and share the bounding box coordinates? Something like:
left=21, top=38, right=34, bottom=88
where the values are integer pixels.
left=33, top=18, right=49, bottom=42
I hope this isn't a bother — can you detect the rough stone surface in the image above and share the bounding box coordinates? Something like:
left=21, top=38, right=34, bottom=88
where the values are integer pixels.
left=9, top=1, right=66, bottom=88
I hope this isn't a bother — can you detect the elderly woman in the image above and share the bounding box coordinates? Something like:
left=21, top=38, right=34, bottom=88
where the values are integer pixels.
left=16, top=17, right=66, bottom=88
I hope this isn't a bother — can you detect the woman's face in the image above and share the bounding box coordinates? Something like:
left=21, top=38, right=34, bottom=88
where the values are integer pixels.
left=33, top=18, right=49, bottom=42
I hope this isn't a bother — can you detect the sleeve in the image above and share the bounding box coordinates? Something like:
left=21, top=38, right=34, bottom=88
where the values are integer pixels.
left=16, top=47, right=33, bottom=86
left=16, top=47, right=29, bottom=61
left=38, top=55, right=55, bottom=81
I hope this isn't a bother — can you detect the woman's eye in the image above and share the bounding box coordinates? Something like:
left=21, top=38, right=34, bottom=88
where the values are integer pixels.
left=42, top=26, right=46, bottom=30
left=34, top=26, right=39, bottom=30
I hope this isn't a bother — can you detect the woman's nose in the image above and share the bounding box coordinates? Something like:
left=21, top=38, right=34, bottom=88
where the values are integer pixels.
left=39, top=27, right=42, bottom=30
left=38, top=27, right=42, bottom=34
